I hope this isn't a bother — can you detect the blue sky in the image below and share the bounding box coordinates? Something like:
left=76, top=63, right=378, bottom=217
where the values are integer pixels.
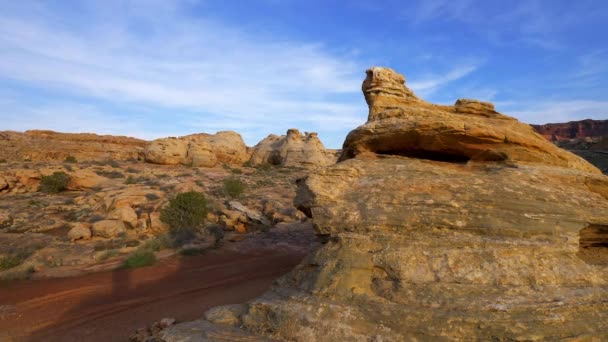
left=1, top=0, right=607, bottom=148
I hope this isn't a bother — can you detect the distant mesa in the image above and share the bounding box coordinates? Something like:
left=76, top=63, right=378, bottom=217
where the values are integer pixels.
left=532, top=119, right=608, bottom=141
left=532, top=119, right=608, bottom=174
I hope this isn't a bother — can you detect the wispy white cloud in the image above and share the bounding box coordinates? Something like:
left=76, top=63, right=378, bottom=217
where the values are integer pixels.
left=501, top=100, right=608, bottom=124
left=0, top=0, right=365, bottom=146
left=408, top=64, right=479, bottom=97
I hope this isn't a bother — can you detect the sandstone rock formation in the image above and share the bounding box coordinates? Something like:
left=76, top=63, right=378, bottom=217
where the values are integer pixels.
left=0, top=130, right=146, bottom=162
left=163, top=67, right=608, bottom=341
left=249, top=129, right=337, bottom=168
left=144, top=131, right=248, bottom=167
left=532, top=119, right=608, bottom=141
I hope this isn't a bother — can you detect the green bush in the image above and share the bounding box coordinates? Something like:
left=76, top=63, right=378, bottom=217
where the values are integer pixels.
left=161, top=191, right=208, bottom=231
left=223, top=176, right=245, bottom=199
left=122, top=249, right=156, bottom=268
left=95, top=170, right=125, bottom=179
left=64, top=156, right=77, bottom=163
left=39, top=171, right=70, bottom=193
left=0, top=255, right=23, bottom=270
left=231, top=168, right=243, bottom=174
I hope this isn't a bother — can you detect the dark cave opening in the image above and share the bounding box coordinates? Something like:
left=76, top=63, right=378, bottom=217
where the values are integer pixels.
left=376, top=149, right=471, bottom=164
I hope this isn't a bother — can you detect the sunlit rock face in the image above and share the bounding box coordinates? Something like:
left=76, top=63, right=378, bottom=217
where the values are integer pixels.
left=144, top=131, right=248, bottom=167
left=0, top=130, right=146, bottom=162
left=249, top=129, right=338, bottom=169
left=162, top=67, right=608, bottom=341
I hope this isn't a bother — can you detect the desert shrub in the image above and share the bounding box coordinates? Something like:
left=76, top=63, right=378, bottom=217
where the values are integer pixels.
left=0, top=255, right=23, bottom=270
left=161, top=191, right=207, bottom=246
left=223, top=176, right=245, bottom=199
left=106, top=159, right=120, bottom=168
left=64, top=156, right=77, bottom=163
left=140, top=234, right=172, bottom=252
left=0, top=159, right=6, bottom=163
left=231, top=168, right=243, bottom=174
left=123, top=249, right=156, bottom=268
left=63, top=164, right=73, bottom=172
left=180, top=248, right=204, bottom=256
left=126, top=167, right=140, bottom=173
left=98, top=249, right=119, bottom=261
left=242, top=160, right=253, bottom=168
left=124, top=176, right=136, bottom=184
left=145, top=193, right=160, bottom=201
left=255, top=163, right=272, bottom=172
left=161, top=191, right=207, bottom=231
left=0, top=246, right=38, bottom=270
left=39, top=171, right=70, bottom=193
left=156, top=173, right=169, bottom=178
left=95, top=170, right=125, bottom=179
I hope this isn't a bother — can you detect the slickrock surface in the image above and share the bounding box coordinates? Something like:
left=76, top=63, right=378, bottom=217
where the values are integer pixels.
left=144, top=131, right=248, bottom=167
left=165, top=67, right=608, bottom=341
left=249, top=129, right=338, bottom=168
left=0, top=130, right=146, bottom=162
left=532, top=119, right=608, bottom=141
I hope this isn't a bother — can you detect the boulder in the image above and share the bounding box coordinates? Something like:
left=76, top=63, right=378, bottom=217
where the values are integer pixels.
left=204, top=304, right=247, bottom=326
left=66, top=170, right=109, bottom=190
left=227, top=201, right=271, bottom=226
left=68, top=223, right=92, bottom=241
left=249, top=129, right=337, bottom=168
left=107, top=207, right=138, bottom=228
left=14, top=169, right=41, bottom=192
left=169, top=67, right=608, bottom=341
left=144, top=131, right=248, bottom=167
left=91, top=220, right=126, bottom=238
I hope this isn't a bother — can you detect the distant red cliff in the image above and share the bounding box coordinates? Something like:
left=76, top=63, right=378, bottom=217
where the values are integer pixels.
left=531, top=119, right=608, bottom=141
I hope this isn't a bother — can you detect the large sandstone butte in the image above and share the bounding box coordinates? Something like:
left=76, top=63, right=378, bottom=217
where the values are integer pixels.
left=0, top=130, right=146, bottom=162
left=161, top=67, right=608, bottom=341
left=144, top=131, right=248, bottom=167
left=249, top=129, right=338, bottom=168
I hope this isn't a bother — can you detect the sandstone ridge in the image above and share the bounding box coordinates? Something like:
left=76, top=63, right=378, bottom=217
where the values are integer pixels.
left=162, top=67, right=608, bottom=341
left=0, top=130, right=146, bottom=162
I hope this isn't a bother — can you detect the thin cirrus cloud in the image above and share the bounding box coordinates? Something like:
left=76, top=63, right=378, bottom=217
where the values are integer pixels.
left=0, top=1, right=365, bottom=146
left=0, top=1, right=478, bottom=148
left=3, top=1, right=603, bottom=149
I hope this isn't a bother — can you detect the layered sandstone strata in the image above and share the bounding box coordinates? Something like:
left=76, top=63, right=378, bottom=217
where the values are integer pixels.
left=532, top=119, right=608, bottom=141
left=144, top=131, right=248, bottom=167
left=249, top=129, right=337, bottom=168
left=162, top=67, right=608, bottom=341
left=0, top=130, right=146, bottom=162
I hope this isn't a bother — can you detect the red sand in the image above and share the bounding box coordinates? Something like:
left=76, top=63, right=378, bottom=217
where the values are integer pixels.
left=0, top=248, right=305, bottom=342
